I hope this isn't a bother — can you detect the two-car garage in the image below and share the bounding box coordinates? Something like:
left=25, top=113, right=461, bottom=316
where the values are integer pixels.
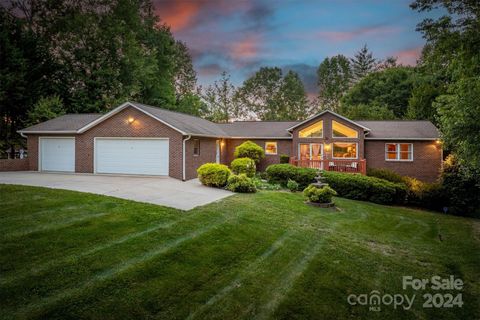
left=39, top=137, right=169, bottom=176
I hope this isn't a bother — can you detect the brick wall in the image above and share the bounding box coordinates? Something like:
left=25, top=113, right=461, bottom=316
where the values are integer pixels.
left=224, top=139, right=292, bottom=171
left=364, top=140, right=442, bottom=182
left=185, top=137, right=218, bottom=180
left=291, top=112, right=365, bottom=160
left=0, top=159, right=29, bottom=171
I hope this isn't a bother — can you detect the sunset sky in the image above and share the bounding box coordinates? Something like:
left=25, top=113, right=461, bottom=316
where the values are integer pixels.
left=153, top=0, right=442, bottom=95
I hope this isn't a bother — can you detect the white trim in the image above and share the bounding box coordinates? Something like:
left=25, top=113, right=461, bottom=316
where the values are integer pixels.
left=38, top=136, right=76, bottom=172
left=331, top=120, right=359, bottom=139
left=366, top=137, right=437, bottom=141
left=78, top=102, right=187, bottom=135
left=93, top=137, right=170, bottom=175
left=332, top=142, right=359, bottom=160
left=19, top=130, right=77, bottom=134
left=286, top=110, right=371, bottom=132
left=264, top=141, right=278, bottom=155
left=384, top=143, right=413, bottom=162
left=182, top=135, right=192, bottom=181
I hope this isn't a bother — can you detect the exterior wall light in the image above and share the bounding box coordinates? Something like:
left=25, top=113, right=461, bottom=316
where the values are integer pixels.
left=128, top=117, right=135, bottom=124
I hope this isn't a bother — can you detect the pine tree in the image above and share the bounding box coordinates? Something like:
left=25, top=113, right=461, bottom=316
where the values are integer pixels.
left=350, top=45, right=377, bottom=83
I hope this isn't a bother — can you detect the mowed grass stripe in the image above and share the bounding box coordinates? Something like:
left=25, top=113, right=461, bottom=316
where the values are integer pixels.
left=5, top=215, right=239, bottom=318
left=0, top=214, right=191, bottom=286
left=0, top=209, right=239, bottom=310
left=1, top=212, right=113, bottom=240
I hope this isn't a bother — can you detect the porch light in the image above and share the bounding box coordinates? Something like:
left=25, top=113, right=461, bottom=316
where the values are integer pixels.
left=324, top=143, right=331, bottom=151
left=435, top=139, right=441, bottom=145
left=128, top=117, right=135, bottom=124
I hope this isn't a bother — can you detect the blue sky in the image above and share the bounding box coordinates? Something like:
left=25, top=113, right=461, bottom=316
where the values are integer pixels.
left=153, top=0, right=443, bottom=96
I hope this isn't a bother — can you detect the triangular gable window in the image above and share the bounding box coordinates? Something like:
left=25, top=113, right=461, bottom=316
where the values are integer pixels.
left=299, top=120, right=323, bottom=138
left=332, top=120, right=358, bottom=138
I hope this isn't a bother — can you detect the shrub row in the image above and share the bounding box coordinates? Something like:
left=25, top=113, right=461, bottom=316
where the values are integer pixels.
left=265, top=164, right=317, bottom=189
left=322, top=171, right=406, bottom=204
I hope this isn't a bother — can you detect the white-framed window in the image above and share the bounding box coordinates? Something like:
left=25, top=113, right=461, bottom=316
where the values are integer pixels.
left=332, top=142, right=358, bottom=159
left=265, top=142, right=278, bottom=155
left=332, top=120, right=358, bottom=138
left=193, top=139, right=200, bottom=156
left=385, top=143, right=413, bottom=161
left=299, top=120, right=323, bottom=138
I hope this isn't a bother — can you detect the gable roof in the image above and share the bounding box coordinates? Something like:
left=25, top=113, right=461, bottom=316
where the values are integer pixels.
left=358, top=120, right=440, bottom=140
left=217, top=121, right=297, bottom=138
left=286, top=110, right=371, bottom=132
left=19, top=114, right=103, bottom=133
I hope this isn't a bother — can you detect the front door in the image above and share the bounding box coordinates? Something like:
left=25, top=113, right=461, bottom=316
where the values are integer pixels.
left=298, top=143, right=323, bottom=169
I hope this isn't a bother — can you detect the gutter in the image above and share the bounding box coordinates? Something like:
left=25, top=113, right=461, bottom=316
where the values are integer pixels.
left=182, top=135, right=192, bottom=181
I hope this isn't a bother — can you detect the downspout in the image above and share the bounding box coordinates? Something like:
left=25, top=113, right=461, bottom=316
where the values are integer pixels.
left=182, top=135, right=191, bottom=181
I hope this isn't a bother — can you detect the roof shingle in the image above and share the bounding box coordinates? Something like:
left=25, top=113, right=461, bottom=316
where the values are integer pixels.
left=357, top=120, right=440, bottom=139
left=20, top=114, right=102, bottom=132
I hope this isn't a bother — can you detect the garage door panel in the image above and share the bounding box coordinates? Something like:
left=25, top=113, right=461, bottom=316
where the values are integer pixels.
left=95, top=139, right=169, bottom=176
left=40, top=138, right=75, bottom=172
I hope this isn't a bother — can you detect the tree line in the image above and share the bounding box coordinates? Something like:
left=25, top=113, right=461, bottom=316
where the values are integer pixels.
left=1, top=0, right=479, bottom=179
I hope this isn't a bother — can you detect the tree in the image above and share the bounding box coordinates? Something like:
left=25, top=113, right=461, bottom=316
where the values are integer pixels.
left=316, top=55, right=352, bottom=111
left=350, top=45, right=378, bottom=82
left=406, top=75, right=442, bottom=124
left=338, top=103, right=396, bottom=120
left=237, top=67, right=308, bottom=120
left=342, top=67, right=416, bottom=117
left=377, top=56, right=398, bottom=70
left=202, top=72, right=241, bottom=123
left=0, top=5, right=57, bottom=156
left=27, top=95, right=65, bottom=125
left=278, top=70, right=309, bottom=120
left=411, top=0, right=480, bottom=174
left=173, top=41, right=197, bottom=102
left=176, top=92, right=206, bottom=117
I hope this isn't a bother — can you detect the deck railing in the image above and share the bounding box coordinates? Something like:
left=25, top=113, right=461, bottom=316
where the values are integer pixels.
left=289, top=157, right=367, bottom=175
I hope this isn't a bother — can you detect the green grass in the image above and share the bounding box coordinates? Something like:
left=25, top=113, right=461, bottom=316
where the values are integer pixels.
left=0, top=184, right=479, bottom=320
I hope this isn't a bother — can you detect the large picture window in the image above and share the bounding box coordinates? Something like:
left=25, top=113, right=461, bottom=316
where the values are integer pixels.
left=299, top=120, right=323, bottom=138
left=385, top=143, right=413, bottom=161
left=332, top=120, right=358, bottom=138
left=332, top=142, right=358, bottom=159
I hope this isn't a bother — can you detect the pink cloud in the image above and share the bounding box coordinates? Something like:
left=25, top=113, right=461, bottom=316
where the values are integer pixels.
left=230, top=35, right=260, bottom=59
left=393, top=46, right=423, bottom=66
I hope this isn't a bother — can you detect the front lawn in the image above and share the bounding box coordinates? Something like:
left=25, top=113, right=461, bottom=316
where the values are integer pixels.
left=0, top=185, right=479, bottom=319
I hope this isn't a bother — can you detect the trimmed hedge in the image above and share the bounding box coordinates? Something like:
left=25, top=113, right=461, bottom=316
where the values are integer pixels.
left=231, top=157, right=256, bottom=177
left=322, top=171, right=406, bottom=204
left=304, top=185, right=337, bottom=203
left=265, top=164, right=317, bottom=189
left=226, top=174, right=256, bottom=193
left=367, top=167, right=404, bottom=183
left=197, top=163, right=231, bottom=187
left=279, top=154, right=290, bottom=164
left=233, top=141, right=265, bottom=164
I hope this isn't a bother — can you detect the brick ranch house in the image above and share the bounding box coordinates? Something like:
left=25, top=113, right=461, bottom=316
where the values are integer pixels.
left=17, top=101, right=443, bottom=182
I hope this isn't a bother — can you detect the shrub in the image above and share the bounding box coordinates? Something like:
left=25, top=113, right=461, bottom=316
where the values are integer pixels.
left=226, top=174, right=256, bottom=193
left=265, top=164, right=316, bottom=189
left=233, top=141, right=265, bottom=164
left=231, top=157, right=256, bottom=177
left=322, top=171, right=406, bottom=204
left=303, top=185, right=337, bottom=203
left=197, top=163, right=231, bottom=187
left=440, top=155, right=480, bottom=217
left=287, top=179, right=299, bottom=192
left=403, top=176, right=445, bottom=211
left=280, top=154, right=290, bottom=164
left=367, top=168, right=404, bottom=183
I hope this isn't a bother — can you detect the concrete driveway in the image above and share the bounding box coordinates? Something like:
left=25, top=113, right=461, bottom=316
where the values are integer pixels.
left=0, top=172, right=233, bottom=210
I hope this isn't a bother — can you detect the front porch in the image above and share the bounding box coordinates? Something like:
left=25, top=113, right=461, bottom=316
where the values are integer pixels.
left=289, top=157, right=367, bottom=175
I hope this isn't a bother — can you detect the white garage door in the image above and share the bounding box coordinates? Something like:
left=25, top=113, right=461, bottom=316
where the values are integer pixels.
left=95, top=138, right=169, bottom=176
left=40, top=137, right=75, bottom=172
